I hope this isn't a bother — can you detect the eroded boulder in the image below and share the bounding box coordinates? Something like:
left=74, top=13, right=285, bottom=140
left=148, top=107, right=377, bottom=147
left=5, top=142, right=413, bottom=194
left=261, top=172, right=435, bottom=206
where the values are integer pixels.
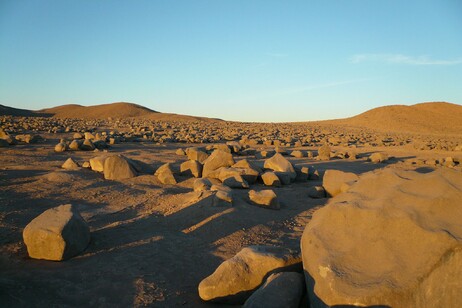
left=301, top=168, right=462, bottom=308
left=23, top=204, right=90, bottom=261
left=198, top=246, right=301, bottom=304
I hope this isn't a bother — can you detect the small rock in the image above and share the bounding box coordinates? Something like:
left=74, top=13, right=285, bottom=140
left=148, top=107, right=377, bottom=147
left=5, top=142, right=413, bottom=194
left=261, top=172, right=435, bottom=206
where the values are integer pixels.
left=155, top=163, right=177, bottom=184
left=261, top=172, right=281, bottom=187
left=323, top=169, right=359, bottom=197
left=180, top=160, right=203, bottom=178
left=61, top=157, right=80, bottom=170
left=248, top=190, right=280, bottom=209
left=308, top=186, right=326, bottom=199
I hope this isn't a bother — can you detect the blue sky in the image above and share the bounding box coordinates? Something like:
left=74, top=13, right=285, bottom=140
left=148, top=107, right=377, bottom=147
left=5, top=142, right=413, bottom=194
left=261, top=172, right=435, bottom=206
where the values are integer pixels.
left=1, top=0, right=461, bottom=122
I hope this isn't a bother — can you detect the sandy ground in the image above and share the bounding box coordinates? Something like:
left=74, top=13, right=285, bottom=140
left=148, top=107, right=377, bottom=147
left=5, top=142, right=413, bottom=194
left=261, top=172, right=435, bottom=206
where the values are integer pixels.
left=1, top=134, right=461, bottom=307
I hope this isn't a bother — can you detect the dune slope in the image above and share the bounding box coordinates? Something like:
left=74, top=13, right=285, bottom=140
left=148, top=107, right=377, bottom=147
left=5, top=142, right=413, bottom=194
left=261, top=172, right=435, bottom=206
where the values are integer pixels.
left=333, top=102, right=462, bottom=135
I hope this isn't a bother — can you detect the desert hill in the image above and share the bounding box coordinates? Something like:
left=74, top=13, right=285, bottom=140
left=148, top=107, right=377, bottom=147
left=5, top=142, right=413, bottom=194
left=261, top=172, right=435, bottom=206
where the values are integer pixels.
left=330, top=102, right=462, bottom=135
left=1, top=102, right=221, bottom=122
left=39, top=102, right=158, bottom=119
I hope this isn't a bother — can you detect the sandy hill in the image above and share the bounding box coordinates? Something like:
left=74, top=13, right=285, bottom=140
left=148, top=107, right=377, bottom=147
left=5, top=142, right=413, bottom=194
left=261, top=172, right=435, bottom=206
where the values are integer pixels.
left=39, top=102, right=158, bottom=119
left=0, top=102, right=220, bottom=122
left=331, top=102, right=462, bottom=135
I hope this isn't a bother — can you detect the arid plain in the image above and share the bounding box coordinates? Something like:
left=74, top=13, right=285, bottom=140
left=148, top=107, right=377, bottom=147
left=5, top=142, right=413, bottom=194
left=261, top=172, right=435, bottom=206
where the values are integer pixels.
left=1, top=102, right=462, bottom=307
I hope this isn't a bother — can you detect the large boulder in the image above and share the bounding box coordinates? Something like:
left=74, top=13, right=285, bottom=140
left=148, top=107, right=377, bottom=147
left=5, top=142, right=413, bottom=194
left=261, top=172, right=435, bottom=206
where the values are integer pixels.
left=243, top=272, right=305, bottom=308
left=322, top=169, right=359, bottom=197
left=248, top=190, right=280, bottom=209
left=23, top=204, right=90, bottom=261
left=301, top=168, right=462, bottom=308
left=103, top=155, right=137, bottom=180
left=198, top=246, right=302, bottom=304
left=202, top=150, right=235, bottom=178
left=263, top=153, right=296, bottom=182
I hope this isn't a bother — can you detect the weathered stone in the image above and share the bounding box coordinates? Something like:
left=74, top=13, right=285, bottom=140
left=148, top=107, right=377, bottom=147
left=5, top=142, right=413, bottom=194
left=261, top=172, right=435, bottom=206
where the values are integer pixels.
left=317, top=144, right=331, bottom=160
left=80, top=139, right=95, bottom=151
left=213, top=190, right=233, bottom=206
left=369, top=152, right=389, bottom=163
left=23, top=204, right=90, bottom=261
left=322, top=169, right=359, bottom=197
left=222, top=174, right=249, bottom=189
left=263, top=153, right=296, bottom=182
left=103, top=155, right=137, bottom=180
left=291, top=150, right=305, bottom=158
left=198, top=246, right=302, bottom=303
left=202, top=150, right=235, bottom=178
left=89, top=155, right=108, bottom=172
left=308, top=186, right=326, bottom=199
left=248, top=190, right=280, bottom=209
left=243, top=272, right=305, bottom=308
left=155, top=163, right=177, bottom=184
left=301, top=168, right=462, bottom=308
left=186, top=147, right=209, bottom=163
left=261, top=172, right=281, bottom=187
left=61, top=157, right=80, bottom=170
left=68, top=140, right=81, bottom=150
left=54, top=142, right=67, bottom=152
left=180, top=160, right=203, bottom=178
left=194, top=178, right=212, bottom=192
left=176, top=148, right=186, bottom=156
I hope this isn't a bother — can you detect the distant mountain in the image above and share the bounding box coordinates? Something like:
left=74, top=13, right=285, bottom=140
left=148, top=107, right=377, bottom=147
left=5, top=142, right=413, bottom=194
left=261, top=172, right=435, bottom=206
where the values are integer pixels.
left=39, top=102, right=158, bottom=119
left=1, top=102, right=221, bottom=122
left=0, top=104, right=51, bottom=117
left=332, top=102, right=462, bottom=135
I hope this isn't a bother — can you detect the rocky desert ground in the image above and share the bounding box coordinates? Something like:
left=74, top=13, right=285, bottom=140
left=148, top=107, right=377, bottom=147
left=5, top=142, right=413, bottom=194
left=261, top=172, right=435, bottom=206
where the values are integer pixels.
left=1, top=102, right=462, bottom=307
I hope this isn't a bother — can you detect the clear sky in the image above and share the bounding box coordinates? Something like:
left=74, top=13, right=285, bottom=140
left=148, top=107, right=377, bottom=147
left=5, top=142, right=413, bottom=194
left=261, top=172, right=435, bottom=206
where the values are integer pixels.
left=1, top=0, right=461, bottom=122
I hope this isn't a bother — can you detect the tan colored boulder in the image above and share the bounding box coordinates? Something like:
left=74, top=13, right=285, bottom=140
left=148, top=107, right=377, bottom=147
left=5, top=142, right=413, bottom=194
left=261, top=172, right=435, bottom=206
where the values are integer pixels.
left=155, top=163, right=177, bottom=184
left=290, top=150, right=305, bottom=158
left=23, top=204, right=90, bottom=261
left=243, top=272, right=305, bottom=308
left=219, top=167, right=258, bottom=185
left=61, top=157, right=80, bottom=170
left=202, top=150, right=235, bottom=178
left=301, top=168, right=462, bottom=308
left=317, top=144, right=331, bottom=160
left=261, top=172, right=281, bottom=187
left=54, top=142, right=67, bottom=152
left=103, top=155, right=137, bottom=180
left=198, top=246, right=302, bottom=303
left=180, top=160, right=203, bottom=178
left=80, top=139, right=95, bottom=151
left=194, top=178, right=212, bottom=192
left=322, top=169, right=359, bottom=197
left=90, top=155, right=108, bottom=172
left=369, top=152, right=389, bottom=163
left=68, top=139, right=81, bottom=150
left=186, top=147, right=209, bottom=163
left=248, top=189, right=280, bottom=209
left=263, top=153, right=296, bottom=182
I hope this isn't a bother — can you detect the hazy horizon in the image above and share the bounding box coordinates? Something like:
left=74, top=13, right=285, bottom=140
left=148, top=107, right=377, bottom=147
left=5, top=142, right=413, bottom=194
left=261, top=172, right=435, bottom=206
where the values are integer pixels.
left=1, top=0, right=461, bottom=122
